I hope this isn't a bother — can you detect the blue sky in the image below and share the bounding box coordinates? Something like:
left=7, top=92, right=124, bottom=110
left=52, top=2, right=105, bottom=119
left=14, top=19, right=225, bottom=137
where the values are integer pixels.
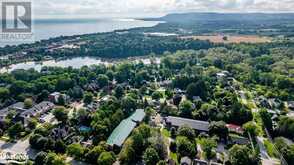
left=33, top=0, right=294, bottom=18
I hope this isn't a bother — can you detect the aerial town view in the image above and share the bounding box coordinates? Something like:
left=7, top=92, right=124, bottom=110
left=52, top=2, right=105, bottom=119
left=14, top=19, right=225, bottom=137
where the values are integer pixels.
left=0, top=0, right=294, bottom=165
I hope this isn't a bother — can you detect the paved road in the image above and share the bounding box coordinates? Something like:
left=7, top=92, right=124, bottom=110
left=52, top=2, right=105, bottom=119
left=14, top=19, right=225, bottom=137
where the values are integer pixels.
left=257, top=137, right=281, bottom=165
left=257, top=136, right=270, bottom=159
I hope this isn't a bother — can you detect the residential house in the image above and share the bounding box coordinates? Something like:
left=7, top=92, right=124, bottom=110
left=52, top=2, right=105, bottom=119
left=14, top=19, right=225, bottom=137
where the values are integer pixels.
left=159, top=80, right=172, bottom=88
left=84, top=82, right=99, bottom=92
left=216, top=71, right=229, bottom=79
left=49, top=92, right=69, bottom=104
left=0, top=102, right=25, bottom=121
left=86, top=100, right=100, bottom=111
left=229, top=135, right=249, bottom=145
left=0, top=101, right=54, bottom=125
left=20, top=101, right=54, bottom=125
left=50, top=125, right=74, bottom=141
left=257, top=96, right=281, bottom=110
left=226, top=124, right=244, bottom=134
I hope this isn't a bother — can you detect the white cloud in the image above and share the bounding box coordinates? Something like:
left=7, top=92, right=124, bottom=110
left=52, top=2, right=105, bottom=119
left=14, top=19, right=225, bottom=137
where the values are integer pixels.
left=32, top=0, right=294, bottom=18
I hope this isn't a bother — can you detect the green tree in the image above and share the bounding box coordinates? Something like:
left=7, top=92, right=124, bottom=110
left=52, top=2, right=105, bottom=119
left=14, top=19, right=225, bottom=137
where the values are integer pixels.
left=259, top=109, right=273, bottom=132
left=119, top=139, right=136, bottom=165
left=209, top=121, right=228, bottom=141
left=97, top=74, right=109, bottom=88
left=176, top=136, right=197, bottom=158
left=67, top=143, right=85, bottom=160
left=173, top=94, right=182, bottom=106
left=56, top=78, right=74, bottom=91
left=0, top=87, right=9, bottom=99
left=143, top=147, right=160, bottom=165
left=34, top=151, right=47, bottom=165
left=242, top=121, right=260, bottom=136
left=29, top=134, right=42, bottom=149
left=274, top=137, right=294, bottom=164
left=157, top=160, right=167, bottom=165
left=152, top=91, right=163, bottom=100
left=85, top=145, right=105, bottom=164
left=229, top=145, right=259, bottom=165
left=44, top=152, right=67, bottom=165
left=199, top=138, right=217, bottom=160
left=55, top=140, right=66, bottom=154
left=57, top=95, right=65, bottom=106
left=177, top=125, right=196, bottom=140
left=24, top=98, right=33, bottom=109
left=114, top=85, right=124, bottom=98
left=8, top=122, right=24, bottom=139
left=27, top=118, right=38, bottom=130
left=121, top=96, right=137, bottom=115
left=131, top=132, right=145, bottom=157
left=97, top=152, right=116, bottom=165
left=179, top=100, right=194, bottom=118
left=83, top=92, right=94, bottom=105
left=53, top=108, right=68, bottom=123
left=186, top=80, right=209, bottom=101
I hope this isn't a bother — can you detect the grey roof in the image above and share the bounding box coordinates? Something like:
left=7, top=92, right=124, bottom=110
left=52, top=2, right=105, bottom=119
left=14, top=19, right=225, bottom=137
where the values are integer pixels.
left=107, top=119, right=137, bottom=147
left=33, top=101, right=54, bottom=112
left=166, top=116, right=209, bottom=132
left=10, top=102, right=25, bottom=110
left=0, top=102, right=25, bottom=117
left=180, top=157, right=192, bottom=165
left=107, top=109, right=145, bottom=147
left=288, top=101, right=294, bottom=109
left=21, top=101, right=54, bottom=117
left=129, top=109, right=145, bottom=122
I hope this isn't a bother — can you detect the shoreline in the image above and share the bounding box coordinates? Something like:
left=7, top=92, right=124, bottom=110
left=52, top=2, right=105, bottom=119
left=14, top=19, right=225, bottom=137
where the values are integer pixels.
left=0, top=55, right=162, bottom=73
left=0, top=18, right=161, bottom=48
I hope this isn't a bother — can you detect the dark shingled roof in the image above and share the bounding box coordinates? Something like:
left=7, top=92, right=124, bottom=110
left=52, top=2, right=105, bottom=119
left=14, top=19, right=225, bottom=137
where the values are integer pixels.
left=166, top=116, right=209, bottom=132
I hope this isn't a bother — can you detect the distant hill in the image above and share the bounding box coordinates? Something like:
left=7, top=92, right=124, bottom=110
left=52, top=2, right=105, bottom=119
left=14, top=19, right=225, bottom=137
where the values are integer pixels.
left=149, top=12, right=294, bottom=23
left=143, top=13, right=294, bottom=36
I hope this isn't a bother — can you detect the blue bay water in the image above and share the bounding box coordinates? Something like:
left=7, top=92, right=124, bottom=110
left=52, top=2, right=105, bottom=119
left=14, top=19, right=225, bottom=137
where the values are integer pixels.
left=0, top=18, right=160, bottom=47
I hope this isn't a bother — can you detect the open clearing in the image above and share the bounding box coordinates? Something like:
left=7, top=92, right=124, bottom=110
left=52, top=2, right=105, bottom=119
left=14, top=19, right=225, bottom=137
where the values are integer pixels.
left=180, top=35, right=271, bottom=44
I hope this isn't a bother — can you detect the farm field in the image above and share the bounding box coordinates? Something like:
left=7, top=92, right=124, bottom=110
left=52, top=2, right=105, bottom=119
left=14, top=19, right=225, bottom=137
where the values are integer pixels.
left=180, top=35, right=272, bottom=43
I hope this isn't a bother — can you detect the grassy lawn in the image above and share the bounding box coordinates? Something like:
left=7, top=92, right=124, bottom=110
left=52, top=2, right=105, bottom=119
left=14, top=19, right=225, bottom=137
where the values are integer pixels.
left=170, top=152, right=178, bottom=164
left=264, top=139, right=279, bottom=158
left=253, top=112, right=265, bottom=136
left=246, top=101, right=257, bottom=109
left=0, top=136, right=10, bottom=142
left=21, top=132, right=32, bottom=141
left=162, top=128, right=171, bottom=138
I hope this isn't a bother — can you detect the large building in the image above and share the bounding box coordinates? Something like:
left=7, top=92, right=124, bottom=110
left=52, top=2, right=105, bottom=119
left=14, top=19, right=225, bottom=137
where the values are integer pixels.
left=165, top=116, right=210, bottom=132
left=107, top=109, right=146, bottom=147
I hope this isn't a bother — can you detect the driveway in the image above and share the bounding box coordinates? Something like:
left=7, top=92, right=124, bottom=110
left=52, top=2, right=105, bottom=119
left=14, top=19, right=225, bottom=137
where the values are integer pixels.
left=0, top=139, right=38, bottom=161
left=69, top=102, right=84, bottom=118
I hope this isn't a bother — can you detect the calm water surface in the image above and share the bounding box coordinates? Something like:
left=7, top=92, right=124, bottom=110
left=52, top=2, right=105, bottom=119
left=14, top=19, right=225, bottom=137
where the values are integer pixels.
left=0, top=57, right=161, bottom=73
left=0, top=18, right=160, bottom=47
